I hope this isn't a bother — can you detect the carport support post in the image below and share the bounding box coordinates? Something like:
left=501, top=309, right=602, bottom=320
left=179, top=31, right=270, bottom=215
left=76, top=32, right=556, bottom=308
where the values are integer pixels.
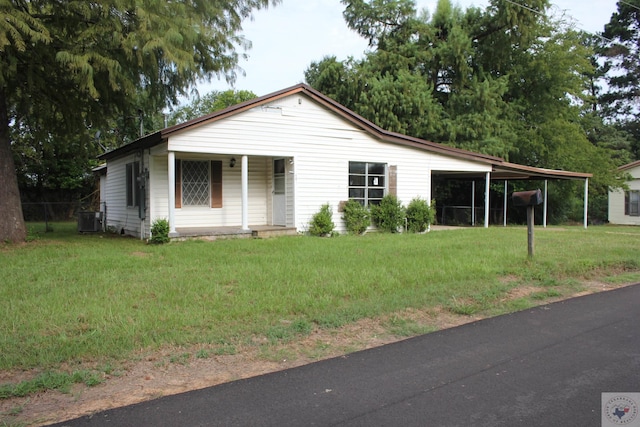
left=543, top=180, right=548, bottom=228
left=471, top=181, right=475, bottom=226
left=584, top=178, right=589, bottom=229
left=527, top=206, right=535, bottom=258
left=503, top=180, right=508, bottom=227
left=484, top=172, right=490, bottom=228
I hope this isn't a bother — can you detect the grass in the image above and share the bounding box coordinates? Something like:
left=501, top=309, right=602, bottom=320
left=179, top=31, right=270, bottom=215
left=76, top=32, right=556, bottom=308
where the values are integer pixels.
left=1, top=222, right=639, bottom=390
left=0, top=370, right=103, bottom=399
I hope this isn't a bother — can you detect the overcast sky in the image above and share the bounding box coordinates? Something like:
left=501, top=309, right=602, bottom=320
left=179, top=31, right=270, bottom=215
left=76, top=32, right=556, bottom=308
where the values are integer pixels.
left=193, top=0, right=619, bottom=100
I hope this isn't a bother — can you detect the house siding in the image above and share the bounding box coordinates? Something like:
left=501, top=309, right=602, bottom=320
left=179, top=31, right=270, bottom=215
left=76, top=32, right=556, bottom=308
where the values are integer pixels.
left=609, top=163, right=640, bottom=225
left=165, top=94, right=490, bottom=233
left=105, top=153, right=151, bottom=237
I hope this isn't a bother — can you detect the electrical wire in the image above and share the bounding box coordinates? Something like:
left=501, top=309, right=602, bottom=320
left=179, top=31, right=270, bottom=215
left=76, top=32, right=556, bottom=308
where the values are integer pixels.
left=619, top=0, right=640, bottom=12
left=501, top=0, right=613, bottom=42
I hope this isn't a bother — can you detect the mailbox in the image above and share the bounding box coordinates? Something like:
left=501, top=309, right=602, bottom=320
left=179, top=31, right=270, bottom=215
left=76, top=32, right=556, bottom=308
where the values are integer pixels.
left=512, top=189, right=543, bottom=207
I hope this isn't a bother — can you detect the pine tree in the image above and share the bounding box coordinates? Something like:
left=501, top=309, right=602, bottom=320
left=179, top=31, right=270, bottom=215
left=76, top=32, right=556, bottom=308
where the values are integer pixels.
left=600, top=0, right=640, bottom=158
left=0, top=0, right=278, bottom=242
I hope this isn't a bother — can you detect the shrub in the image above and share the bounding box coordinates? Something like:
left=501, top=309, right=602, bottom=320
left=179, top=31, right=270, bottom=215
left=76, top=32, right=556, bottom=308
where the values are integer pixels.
left=150, top=218, right=170, bottom=244
left=406, top=197, right=435, bottom=233
left=370, top=195, right=405, bottom=233
left=309, top=204, right=335, bottom=236
left=342, top=199, right=370, bottom=235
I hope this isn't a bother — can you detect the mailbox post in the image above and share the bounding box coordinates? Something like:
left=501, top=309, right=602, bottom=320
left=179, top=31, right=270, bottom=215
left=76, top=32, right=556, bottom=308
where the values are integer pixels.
left=512, top=189, right=543, bottom=258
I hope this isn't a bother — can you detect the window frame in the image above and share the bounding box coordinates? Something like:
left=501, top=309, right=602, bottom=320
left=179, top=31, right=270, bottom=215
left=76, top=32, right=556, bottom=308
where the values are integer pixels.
left=174, top=159, right=223, bottom=209
left=625, top=190, right=640, bottom=216
left=348, top=161, right=387, bottom=206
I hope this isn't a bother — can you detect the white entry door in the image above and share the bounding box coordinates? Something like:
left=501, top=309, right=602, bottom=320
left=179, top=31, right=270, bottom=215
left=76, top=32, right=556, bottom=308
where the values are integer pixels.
left=273, top=159, right=286, bottom=226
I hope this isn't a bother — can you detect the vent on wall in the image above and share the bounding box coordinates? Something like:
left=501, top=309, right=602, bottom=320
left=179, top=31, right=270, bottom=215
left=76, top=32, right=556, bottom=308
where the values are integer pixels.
left=78, top=212, right=102, bottom=232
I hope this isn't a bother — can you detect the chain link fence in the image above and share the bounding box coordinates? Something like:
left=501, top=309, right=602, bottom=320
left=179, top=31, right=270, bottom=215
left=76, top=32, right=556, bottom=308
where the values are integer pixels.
left=22, top=190, right=103, bottom=233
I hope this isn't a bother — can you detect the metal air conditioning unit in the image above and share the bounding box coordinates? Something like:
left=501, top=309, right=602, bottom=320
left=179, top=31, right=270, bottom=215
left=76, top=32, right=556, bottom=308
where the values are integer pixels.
left=78, top=211, right=103, bottom=232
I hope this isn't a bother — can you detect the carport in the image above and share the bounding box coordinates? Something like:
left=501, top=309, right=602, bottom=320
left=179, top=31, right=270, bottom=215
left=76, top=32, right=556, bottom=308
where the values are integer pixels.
left=432, top=161, right=592, bottom=228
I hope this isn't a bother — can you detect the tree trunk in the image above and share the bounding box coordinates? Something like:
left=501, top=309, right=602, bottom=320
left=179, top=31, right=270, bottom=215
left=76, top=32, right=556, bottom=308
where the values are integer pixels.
left=0, top=87, right=26, bottom=243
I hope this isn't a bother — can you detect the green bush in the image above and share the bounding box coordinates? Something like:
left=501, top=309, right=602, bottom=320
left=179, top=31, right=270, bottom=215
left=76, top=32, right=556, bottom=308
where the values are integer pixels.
left=370, top=195, right=405, bottom=233
left=150, top=218, right=170, bottom=244
left=309, top=204, right=335, bottom=236
left=342, top=199, right=370, bottom=235
left=406, top=197, right=435, bottom=233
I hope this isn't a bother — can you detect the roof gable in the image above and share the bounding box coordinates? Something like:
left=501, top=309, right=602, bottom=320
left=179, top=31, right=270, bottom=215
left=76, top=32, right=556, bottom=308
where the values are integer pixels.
left=100, top=84, right=501, bottom=164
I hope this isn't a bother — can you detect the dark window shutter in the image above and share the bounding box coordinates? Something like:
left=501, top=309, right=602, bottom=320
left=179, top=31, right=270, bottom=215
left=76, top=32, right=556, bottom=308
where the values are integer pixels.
left=126, top=163, right=133, bottom=206
left=211, top=160, right=223, bottom=208
left=133, top=162, right=140, bottom=207
left=175, top=159, right=182, bottom=209
left=625, top=191, right=629, bottom=216
left=389, top=165, right=397, bottom=197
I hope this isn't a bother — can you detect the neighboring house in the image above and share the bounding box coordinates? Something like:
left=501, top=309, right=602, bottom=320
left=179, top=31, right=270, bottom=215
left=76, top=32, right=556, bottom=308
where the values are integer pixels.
left=608, top=160, right=640, bottom=225
left=98, top=84, right=591, bottom=239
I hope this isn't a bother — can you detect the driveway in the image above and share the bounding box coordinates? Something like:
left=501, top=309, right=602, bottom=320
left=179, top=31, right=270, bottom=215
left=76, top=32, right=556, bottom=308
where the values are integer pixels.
left=50, top=284, right=640, bottom=426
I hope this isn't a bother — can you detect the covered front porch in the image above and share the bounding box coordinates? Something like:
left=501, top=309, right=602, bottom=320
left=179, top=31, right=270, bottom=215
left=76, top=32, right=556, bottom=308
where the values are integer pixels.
left=161, top=153, right=295, bottom=237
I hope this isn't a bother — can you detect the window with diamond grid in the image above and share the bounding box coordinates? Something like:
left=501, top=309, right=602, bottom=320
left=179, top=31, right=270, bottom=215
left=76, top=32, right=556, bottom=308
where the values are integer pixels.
left=182, top=160, right=210, bottom=206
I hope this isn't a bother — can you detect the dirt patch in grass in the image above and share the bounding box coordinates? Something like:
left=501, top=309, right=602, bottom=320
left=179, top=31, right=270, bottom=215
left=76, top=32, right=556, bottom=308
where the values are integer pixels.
left=0, top=280, right=636, bottom=426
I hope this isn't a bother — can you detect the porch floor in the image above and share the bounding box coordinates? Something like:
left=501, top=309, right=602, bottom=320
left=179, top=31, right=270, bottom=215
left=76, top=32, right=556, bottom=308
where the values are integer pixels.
left=173, top=225, right=298, bottom=240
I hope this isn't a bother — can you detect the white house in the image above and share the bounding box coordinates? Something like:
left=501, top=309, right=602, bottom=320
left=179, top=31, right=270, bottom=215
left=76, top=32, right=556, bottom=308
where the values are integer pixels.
left=608, top=160, right=640, bottom=225
left=98, top=84, right=591, bottom=239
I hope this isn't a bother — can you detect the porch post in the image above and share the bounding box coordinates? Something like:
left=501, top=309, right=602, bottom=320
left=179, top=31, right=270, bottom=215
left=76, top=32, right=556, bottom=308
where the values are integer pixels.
left=543, top=180, right=548, bottom=228
left=168, top=151, right=176, bottom=235
left=471, top=181, right=476, bottom=226
left=503, top=180, right=508, bottom=227
left=484, top=172, right=490, bottom=228
left=241, top=155, right=249, bottom=230
left=584, top=177, right=589, bottom=229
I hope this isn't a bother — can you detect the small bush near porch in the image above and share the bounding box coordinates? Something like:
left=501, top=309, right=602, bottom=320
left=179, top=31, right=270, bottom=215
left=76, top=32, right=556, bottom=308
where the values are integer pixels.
left=1, top=223, right=639, bottom=383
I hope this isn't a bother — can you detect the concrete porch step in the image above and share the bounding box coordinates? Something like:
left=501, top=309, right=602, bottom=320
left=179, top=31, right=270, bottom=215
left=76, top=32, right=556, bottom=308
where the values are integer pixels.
left=250, top=226, right=298, bottom=238
left=172, top=225, right=298, bottom=241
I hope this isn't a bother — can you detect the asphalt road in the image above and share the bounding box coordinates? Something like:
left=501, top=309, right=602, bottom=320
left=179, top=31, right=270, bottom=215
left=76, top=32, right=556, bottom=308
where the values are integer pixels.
left=50, top=284, right=640, bottom=427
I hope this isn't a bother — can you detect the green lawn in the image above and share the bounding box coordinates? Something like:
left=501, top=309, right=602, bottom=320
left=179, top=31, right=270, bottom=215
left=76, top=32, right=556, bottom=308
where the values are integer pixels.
left=1, top=223, right=639, bottom=376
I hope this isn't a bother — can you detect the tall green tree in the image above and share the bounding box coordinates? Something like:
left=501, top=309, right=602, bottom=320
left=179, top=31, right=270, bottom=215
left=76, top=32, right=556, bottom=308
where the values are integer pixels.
left=599, top=0, right=640, bottom=158
left=168, top=89, right=257, bottom=126
left=0, top=0, right=279, bottom=242
left=306, top=0, right=623, bottom=223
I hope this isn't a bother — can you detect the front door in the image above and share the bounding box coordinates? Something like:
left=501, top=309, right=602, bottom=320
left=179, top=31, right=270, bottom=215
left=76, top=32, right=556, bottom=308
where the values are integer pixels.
left=273, top=159, right=286, bottom=226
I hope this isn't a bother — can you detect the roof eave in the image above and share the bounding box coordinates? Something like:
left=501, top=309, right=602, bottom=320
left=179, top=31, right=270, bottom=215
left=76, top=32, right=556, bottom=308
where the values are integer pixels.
left=493, top=162, right=592, bottom=180
left=98, top=131, right=164, bottom=161
left=618, top=160, right=640, bottom=171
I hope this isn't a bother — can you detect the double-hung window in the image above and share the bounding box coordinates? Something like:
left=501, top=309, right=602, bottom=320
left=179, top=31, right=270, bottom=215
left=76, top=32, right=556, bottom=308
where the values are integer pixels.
left=348, top=162, right=386, bottom=206
left=625, top=191, right=640, bottom=216
left=125, top=162, right=140, bottom=207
